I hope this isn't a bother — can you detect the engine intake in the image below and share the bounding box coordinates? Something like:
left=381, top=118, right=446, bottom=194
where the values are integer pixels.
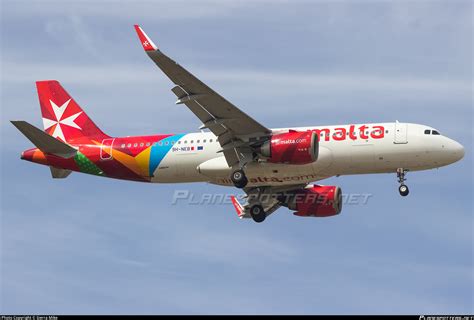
left=280, top=185, right=343, bottom=217
left=259, top=131, right=318, bottom=165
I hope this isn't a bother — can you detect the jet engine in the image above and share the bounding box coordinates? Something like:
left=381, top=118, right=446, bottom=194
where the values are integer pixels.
left=280, top=185, right=342, bottom=217
left=259, top=130, right=318, bottom=165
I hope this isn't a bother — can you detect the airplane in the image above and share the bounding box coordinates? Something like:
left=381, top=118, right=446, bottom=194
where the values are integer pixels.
left=11, top=25, right=465, bottom=223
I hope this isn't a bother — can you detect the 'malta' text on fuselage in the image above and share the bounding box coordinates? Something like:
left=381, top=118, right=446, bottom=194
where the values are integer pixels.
left=313, top=125, right=385, bottom=141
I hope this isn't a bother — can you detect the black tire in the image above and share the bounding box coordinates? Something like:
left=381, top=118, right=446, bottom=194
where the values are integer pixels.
left=399, top=184, right=409, bottom=197
left=231, top=169, right=248, bottom=188
left=249, top=204, right=266, bottom=223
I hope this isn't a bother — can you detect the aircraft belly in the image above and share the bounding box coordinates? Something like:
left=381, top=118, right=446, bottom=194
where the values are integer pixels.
left=204, top=159, right=329, bottom=187
left=151, top=150, right=207, bottom=183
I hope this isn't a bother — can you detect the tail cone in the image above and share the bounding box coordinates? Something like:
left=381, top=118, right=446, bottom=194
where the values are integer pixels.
left=21, top=148, right=47, bottom=164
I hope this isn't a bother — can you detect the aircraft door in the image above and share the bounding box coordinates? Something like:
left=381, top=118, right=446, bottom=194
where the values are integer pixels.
left=394, top=122, right=408, bottom=144
left=100, top=138, right=115, bottom=160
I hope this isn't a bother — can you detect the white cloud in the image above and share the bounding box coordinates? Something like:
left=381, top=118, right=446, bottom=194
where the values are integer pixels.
left=3, top=60, right=470, bottom=99
left=3, top=0, right=254, bottom=21
left=44, top=15, right=100, bottom=58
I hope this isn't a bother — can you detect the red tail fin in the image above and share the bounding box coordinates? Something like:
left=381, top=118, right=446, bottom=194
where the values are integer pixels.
left=36, top=80, right=109, bottom=143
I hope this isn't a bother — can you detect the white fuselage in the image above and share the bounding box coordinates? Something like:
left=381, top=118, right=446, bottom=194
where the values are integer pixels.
left=152, top=122, right=464, bottom=187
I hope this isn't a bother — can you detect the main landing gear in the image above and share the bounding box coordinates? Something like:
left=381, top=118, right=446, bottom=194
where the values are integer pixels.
left=397, top=168, right=409, bottom=197
left=249, top=203, right=266, bottom=223
left=231, top=169, right=248, bottom=189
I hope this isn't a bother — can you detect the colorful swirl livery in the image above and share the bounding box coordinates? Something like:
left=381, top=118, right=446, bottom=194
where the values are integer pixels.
left=11, top=25, right=464, bottom=223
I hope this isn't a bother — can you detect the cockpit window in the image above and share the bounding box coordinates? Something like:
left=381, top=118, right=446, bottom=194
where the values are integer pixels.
left=424, top=129, right=430, bottom=135
left=432, top=130, right=440, bottom=135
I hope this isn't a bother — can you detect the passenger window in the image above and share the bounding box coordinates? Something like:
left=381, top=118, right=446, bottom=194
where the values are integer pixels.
left=424, top=129, right=430, bottom=135
left=190, top=140, right=194, bottom=143
left=197, top=140, right=200, bottom=143
left=140, top=143, right=144, bottom=147
left=121, top=144, right=126, bottom=148
left=210, top=139, right=213, bottom=143
left=178, top=141, right=181, bottom=144
left=127, top=143, right=132, bottom=148
left=158, top=141, right=163, bottom=146
left=133, top=143, right=138, bottom=147
left=146, top=142, right=150, bottom=147
left=432, top=130, right=440, bottom=135
left=171, top=141, right=175, bottom=145
left=184, top=141, right=187, bottom=144
left=165, top=141, right=169, bottom=145
left=203, top=139, right=207, bottom=143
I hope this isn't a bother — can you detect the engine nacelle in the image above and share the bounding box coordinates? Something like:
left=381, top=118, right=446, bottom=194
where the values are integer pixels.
left=281, top=185, right=342, bottom=217
left=259, top=131, right=318, bottom=165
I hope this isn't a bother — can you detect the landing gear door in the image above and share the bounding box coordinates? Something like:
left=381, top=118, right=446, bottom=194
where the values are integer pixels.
left=394, top=122, right=408, bottom=144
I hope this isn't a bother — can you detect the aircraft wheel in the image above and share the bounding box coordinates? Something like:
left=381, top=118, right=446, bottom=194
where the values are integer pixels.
left=249, top=204, right=266, bottom=223
left=231, top=169, right=248, bottom=189
left=399, top=184, right=409, bottom=197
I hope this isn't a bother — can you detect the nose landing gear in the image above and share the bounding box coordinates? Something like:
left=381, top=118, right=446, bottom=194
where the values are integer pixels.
left=398, top=184, right=409, bottom=196
left=397, top=168, right=409, bottom=196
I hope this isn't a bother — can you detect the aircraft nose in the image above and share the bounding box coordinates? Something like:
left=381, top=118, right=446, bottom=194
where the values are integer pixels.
left=449, top=140, right=465, bottom=162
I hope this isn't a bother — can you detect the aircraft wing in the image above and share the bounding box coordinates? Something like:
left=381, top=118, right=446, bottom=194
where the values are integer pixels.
left=134, top=25, right=271, bottom=166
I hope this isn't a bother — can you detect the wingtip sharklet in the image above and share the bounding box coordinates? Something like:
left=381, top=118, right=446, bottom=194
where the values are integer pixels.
left=134, top=24, right=158, bottom=51
left=230, top=196, right=245, bottom=219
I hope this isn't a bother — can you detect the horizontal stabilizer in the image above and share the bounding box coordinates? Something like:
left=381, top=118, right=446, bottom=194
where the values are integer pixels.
left=50, top=166, right=72, bottom=179
left=11, top=121, right=77, bottom=158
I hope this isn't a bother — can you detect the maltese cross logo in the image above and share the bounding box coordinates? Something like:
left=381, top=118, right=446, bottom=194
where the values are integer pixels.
left=42, top=99, right=82, bottom=141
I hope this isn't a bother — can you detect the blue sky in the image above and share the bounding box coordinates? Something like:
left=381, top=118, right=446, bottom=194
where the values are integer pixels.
left=1, top=0, right=472, bottom=314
